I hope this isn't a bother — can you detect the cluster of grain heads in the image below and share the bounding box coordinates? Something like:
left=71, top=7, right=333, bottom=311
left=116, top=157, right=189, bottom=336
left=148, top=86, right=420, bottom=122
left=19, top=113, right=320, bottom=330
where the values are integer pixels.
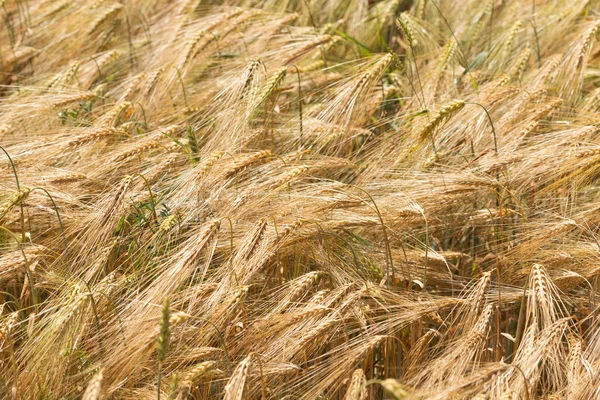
left=82, top=369, right=105, bottom=400
left=419, top=100, right=465, bottom=141
left=343, top=369, right=367, bottom=400
left=3, top=0, right=600, bottom=398
left=223, top=356, right=251, bottom=400
left=397, top=13, right=416, bottom=48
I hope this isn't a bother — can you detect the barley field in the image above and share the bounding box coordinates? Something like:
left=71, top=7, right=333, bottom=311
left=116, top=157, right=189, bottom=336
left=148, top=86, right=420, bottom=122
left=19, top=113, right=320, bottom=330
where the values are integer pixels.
left=1, top=0, right=600, bottom=399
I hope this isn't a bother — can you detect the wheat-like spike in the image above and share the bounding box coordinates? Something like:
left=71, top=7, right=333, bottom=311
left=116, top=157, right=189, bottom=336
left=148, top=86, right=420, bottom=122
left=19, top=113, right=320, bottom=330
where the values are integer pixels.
left=416, top=0, right=427, bottom=19
left=101, top=101, right=132, bottom=126
left=159, top=124, right=181, bottom=138
left=508, top=47, right=531, bottom=79
left=159, top=214, right=178, bottom=233
left=50, top=171, right=89, bottom=184
left=439, top=40, right=457, bottom=70
left=182, top=105, right=202, bottom=115
left=143, top=67, right=166, bottom=96
left=521, top=98, right=562, bottom=131
left=169, top=311, right=192, bottom=327
left=530, top=264, right=551, bottom=312
left=343, top=369, right=367, bottom=400
left=46, top=72, right=63, bottom=89
left=60, top=60, right=81, bottom=87
left=226, top=150, right=273, bottom=177
left=224, top=355, right=252, bottom=400
left=267, top=165, right=310, bottom=190
left=257, top=67, right=287, bottom=105
left=433, top=40, right=456, bottom=96
left=526, top=88, right=548, bottom=104
left=516, top=120, right=540, bottom=139
left=101, top=174, right=132, bottom=222
left=51, top=284, right=90, bottom=334
left=284, top=35, right=334, bottom=64
left=4, top=46, right=37, bottom=66
left=470, top=0, right=493, bottom=43
left=486, top=86, right=521, bottom=107
left=120, top=72, right=147, bottom=100
left=230, top=286, right=250, bottom=308
left=179, top=361, right=219, bottom=393
left=566, top=334, right=583, bottom=382
left=455, top=177, right=497, bottom=188
left=308, top=290, right=329, bottom=305
left=0, top=247, right=42, bottom=285
left=0, top=188, right=31, bottom=220
left=285, top=305, right=328, bottom=326
left=296, top=317, right=337, bottom=351
left=178, top=10, right=244, bottom=69
left=286, top=271, right=323, bottom=305
left=240, top=60, right=262, bottom=100
left=186, top=128, right=199, bottom=160
left=298, top=59, right=325, bottom=73
left=539, top=54, right=564, bottom=83
left=406, top=329, right=437, bottom=374
left=0, top=312, right=19, bottom=351
left=95, top=50, right=122, bottom=71
left=163, top=137, right=184, bottom=153
left=503, top=20, right=523, bottom=54
left=180, top=31, right=209, bottom=69
left=575, top=20, right=600, bottom=69
left=88, top=3, right=123, bottom=35
left=577, top=147, right=600, bottom=158
left=419, top=100, right=465, bottom=141
left=468, top=20, right=485, bottom=44
left=193, top=150, right=225, bottom=178
left=346, top=54, right=392, bottom=104
left=490, top=74, right=511, bottom=89
left=111, top=139, right=161, bottom=162
left=545, top=219, right=576, bottom=237
left=267, top=13, right=299, bottom=36
left=276, top=218, right=305, bottom=242
left=157, top=297, right=171, bottom=363
left=221, top=9, right=262, bottom=37
left=470, top=271, right=492, bottom=317
left=397, top=13, right=416, bottom=47
left=237, top=217, right=268, bottom=260
left=52, top=92, right=95, bottom=108
left=81, top=369, right=104, bottom=400
left=469, top=303, right=493, bottom=341
left=66, top=127, right=124, bottom=147
left=0, top=124, right=11, bottom=136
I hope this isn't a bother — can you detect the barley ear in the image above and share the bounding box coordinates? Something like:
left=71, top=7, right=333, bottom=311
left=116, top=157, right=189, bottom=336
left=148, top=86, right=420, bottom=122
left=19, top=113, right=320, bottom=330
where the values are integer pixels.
left=224, top=355, right=252, bottom=400
left=157, top=297, right=171, bottom=362
left=157, top=297, right=171, bottom=400
left=379, top=379, right=412, bottom=399
left=82, top=368, right=104, bottom=400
